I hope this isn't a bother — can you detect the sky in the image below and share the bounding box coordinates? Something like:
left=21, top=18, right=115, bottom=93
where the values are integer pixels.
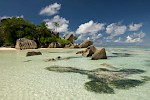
left=0, top=0, right=150, bottom=46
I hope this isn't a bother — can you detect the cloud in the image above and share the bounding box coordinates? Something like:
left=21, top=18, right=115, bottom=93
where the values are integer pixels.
left=0, top=15, right=24, bottom=20
left=125, top=31, right=145, bottom=43
left=106, top=23, right=127, bottom=37
left=114, top=37, right=122, bottom=43
left=44, top=15, right=69, bottom=33
left=128, top=23, right=143, bottom=31
left=76, top=20, right=105, bottom=34
left=77, top=32, right=103, bottom=43
left=39, top=3, right=61, bottom=16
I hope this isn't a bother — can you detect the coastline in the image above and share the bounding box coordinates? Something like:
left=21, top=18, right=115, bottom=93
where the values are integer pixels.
left=0, top=47, right=16, bottom=50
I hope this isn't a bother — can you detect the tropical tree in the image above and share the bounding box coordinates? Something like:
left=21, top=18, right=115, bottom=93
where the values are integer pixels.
left=53, top=22, right=59, bottom=33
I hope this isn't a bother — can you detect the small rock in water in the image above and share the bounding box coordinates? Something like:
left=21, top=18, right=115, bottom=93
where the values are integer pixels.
left=57, top=56, right=62, bottom=59
left=26, top=51, right=42, bottom=56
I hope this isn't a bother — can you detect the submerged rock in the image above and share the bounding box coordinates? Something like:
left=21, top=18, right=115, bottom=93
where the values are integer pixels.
left=85, top=80, right=114, bottom=94
left=112, top=53, right=132, bottom=57
left=118, top=69, right=145, bottom=74
left=26, top=51, right=42, bottom=56
left=100, top=63, right=118, bottom=69
left=141, top=76, right=150, bottom=81
left=76, top=50, right=84, bottom=54
left=110, top=79, right=144, bottom=89
left=45, top=66, right=147, bottom=94
left=45, top=56, right=82, bottom=62
left=91, top=48, right=107, bottom=60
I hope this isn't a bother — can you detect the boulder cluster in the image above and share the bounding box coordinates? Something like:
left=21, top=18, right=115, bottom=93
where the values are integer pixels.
left=76, top=45, right=107, bottom=60
left=15, top=34, right=107, bottom=60
left=15, top=34, right=94, bottom=49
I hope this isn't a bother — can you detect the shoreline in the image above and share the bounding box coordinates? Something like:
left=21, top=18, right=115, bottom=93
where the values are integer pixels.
left=0, top=47, right=16, bottom=50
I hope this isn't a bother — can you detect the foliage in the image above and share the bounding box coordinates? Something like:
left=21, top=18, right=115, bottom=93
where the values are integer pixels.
left=57, top=38, right=70, bottom=46
left=0, top=17, right=37, bottom=46
left=0, top=17, right=71, bottom=47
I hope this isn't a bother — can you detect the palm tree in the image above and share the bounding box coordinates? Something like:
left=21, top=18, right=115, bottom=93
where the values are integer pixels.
left=53, top=22, right=59, bottom=33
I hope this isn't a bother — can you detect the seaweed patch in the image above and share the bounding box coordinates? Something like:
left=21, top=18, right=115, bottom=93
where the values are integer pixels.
left=112, top=53, right=132, bottom=57
left=45, top=66, right=147, bottom=94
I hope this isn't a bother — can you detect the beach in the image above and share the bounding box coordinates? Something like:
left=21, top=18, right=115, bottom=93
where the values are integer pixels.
left=0, top=47, right=150, bottom=100
left=0, top=47, right=16, bottom=51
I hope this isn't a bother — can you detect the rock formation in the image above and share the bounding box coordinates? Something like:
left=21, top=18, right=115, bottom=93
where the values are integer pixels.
left=69, top=44, right=79, bottom=48
left=79, top=40, right=93, bottom=48
left=76, top=46, right=107, bottom=60
left=65, top=34, right=74, bottom=43
left=91, top=48, right=107, bottom=60
left=48, top=42, right=62, bottom=48
left=82, top=45, right=97, bottom=57
left=15, top=38, right=37, bottom=50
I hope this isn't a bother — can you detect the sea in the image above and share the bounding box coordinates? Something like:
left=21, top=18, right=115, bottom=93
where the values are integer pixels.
left=0, top=47, right=150, bottom=100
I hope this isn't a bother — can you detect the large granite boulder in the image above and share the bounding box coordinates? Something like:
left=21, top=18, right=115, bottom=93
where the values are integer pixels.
left=91, top=48, right=107, bottom=60
left=82, top=45, right=97, bottom=57
left=48, top=42, right=62, bottom=48
left=79, top=40, right=93, bottom=48
left=26, top=51, right=42, bottom=56
left=65, top=34, right=74, bottom=43
left=15, top=38, right=37, bottom=50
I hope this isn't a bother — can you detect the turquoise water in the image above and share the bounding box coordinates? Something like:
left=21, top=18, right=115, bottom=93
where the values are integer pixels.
left=0, top=47, right=150, bottom=100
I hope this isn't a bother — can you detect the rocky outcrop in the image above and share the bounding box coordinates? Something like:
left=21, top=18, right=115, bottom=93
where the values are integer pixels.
left=79, top=40, right=93, bottom=48
left=91, top=48, right=107, bottom=60
left=76, top=46, right=107, bottom=60
left=69, top=44, right=79, bottom=48
left=15, top=38, right=37, bottom=50
left=26, top=51, right=42, bottom=56
left=82, top=45, right=97, bottom=57
left=48, top=42, right=62, bottom=48
left=65, top=34, right=74, bottom=43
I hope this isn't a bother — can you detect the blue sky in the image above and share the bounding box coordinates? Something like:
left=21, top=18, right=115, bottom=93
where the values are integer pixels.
left=0, top=0, right=150, bottom=46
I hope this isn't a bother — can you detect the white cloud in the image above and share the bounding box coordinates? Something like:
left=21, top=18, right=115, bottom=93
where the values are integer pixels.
left=0, top=15, right=24, bottom=20
left=76, top=20, right=105, bottom=34
left=114, top=37, right=122, bottom=43
left=126, top=36, right=143, bottom=43
left=44, top=15, right=69, bottom=33
left=39, top=3, right=61, bottom=16
left=106, top=23, right=127, bottom=37
left=129, top=23, right=143, bottom=31
left=77, top=33, right=103, bottom=42
left=132, top=31, right=145, bottom=38
left=125, top=31, right=145, bottom=43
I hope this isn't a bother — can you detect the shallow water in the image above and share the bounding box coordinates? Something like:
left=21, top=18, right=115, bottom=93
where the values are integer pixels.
left=0, top=47, right=150, bottom=100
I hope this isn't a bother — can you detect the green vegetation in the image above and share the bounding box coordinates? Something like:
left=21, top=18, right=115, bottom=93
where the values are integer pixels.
left=0, top=17, right=70, bottom=47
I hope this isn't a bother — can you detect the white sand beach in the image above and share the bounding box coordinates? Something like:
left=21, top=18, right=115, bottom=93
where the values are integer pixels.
left=0, top=47, right=16, bottom=50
